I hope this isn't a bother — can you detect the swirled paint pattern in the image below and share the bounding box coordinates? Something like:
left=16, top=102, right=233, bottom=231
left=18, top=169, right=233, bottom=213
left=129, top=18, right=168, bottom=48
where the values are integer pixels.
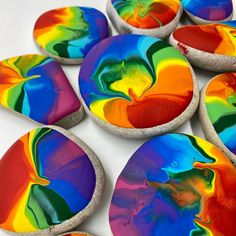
left=0, top=54, right=81, bottom=124
left=79, top=35, right=194, bottom=129
left=205, top=73, right=236, bottom=155
left=0, top=127, right=96, bottom=233
left=34, top=6, right=109, bottom=60
left=173, top=21, right=236, bottom=56
left=111, top=0, right=181, bottom=29
left=109, top=133, right=236, bottom=236
left=182, top=0, right=233, bottom=21
left=63, top=233, right=92, bottom=236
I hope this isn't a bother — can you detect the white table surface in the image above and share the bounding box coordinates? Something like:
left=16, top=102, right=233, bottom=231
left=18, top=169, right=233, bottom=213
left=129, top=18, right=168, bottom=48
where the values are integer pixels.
left=0, top=0, right=235, bottom=235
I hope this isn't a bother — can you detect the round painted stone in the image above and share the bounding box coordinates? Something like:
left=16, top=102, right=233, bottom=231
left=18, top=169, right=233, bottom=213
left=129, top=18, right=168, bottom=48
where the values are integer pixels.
left=170, top=21, right=236, bottom=72
left=109, top=133, right=236, bottom=236
left=33, top=6, right=109, bottom=64
left=0, top=126, right=105, bottom=235
left=106, top=0, right=182, bottom=39
left=79, top=34, right=199, bottom=138
left=199, top=73, right=236, bottom=164
left=182, top=0, right=233, bottom=24
left=0, top=54, right=83, bottom=128
left=59, top=232, right=95, bottom=236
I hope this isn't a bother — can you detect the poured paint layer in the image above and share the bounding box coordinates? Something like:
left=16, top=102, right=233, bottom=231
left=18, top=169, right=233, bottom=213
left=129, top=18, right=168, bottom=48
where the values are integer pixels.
left=0, top=128, right=96, bottom=233
left=205, top=73, right=236, bottom=155
left=34, top=6, right=109, bottom=60
left=0, top=54, right=81, bottom=124
left=79, top=35, right=194, bottom=129
left=111, top=0, right=181, bottom=29
left=182, top=0, right=233, bottom=21
left=173, top=21, right=236, bottom=56
left=109, top=133, right=236, bottom=236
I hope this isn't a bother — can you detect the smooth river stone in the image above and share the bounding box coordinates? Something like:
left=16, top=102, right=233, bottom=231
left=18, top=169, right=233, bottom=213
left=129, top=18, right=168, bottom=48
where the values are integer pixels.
left=182, top=0, right=233, bottom=24
left=0, top=126, right=105, bottom=235
left=59, top=232, right=95, bottom=236
left=79, top=34, right=199, bottom=139
left=170, top=21, right=236, bottom=72
left=109, top=133, right=236, bottom=236
left=33, top=6, right=109, bottom=64
left=0, top=54, right=83, bottom=128
left=106, top=0, right=182, bottom=39
left=199, top=72, right=236, bottom=164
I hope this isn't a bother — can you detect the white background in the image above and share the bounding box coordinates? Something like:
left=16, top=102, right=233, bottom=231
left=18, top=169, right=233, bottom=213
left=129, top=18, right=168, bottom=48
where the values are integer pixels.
left=0, top=1, right=235, bottom=235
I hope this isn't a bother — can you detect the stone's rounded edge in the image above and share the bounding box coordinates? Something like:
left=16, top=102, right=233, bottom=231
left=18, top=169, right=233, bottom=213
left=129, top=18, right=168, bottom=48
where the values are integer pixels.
left=58, top=231, right=95, bottom=236
left=184, top=9, right=234, bottom=25
left=169, top=33, right=236, bottom=72
left=33, top=37, right=84, bottom=65
left=55, top=105, right=84, bottom=129
left=45, top=125, right=106, bottom=235
left=78, top=66, right=199, bottom=139
left=106, top=0, right=183, bottom=39
left=0, top=126, right=105, bottom=236
left=198, top=80, right=236, bottom=165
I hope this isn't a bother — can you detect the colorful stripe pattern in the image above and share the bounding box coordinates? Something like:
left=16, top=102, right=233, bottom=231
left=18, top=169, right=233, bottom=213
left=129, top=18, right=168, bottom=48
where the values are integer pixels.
left=79, top=35, right=194, bottom=129
left=182, top=0, right=233, bottom=21
left=109, top=133, right=236, bottom=236
left=34, top=7, right=109, bottom=60
left=205, top=73, right=236, bottom=155
left=0, top=54, right=81, bottom=125
left=111, top=0, right=181, bottom=29
left=0, top=128, right=96, bottom=233
left=173, top=21, right=236, bottom=56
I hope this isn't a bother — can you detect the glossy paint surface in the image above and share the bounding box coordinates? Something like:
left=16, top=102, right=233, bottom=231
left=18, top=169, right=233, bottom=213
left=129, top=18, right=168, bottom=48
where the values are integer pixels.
left=0, top=128, right=96, bottom=233
left=79, top=35, right=194, bottom=129
left=109, top=133, right=236, bottom=236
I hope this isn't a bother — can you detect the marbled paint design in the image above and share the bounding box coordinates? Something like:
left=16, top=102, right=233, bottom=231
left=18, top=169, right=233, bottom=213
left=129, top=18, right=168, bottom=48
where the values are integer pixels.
left=34, top=7, right=109, bottom=60
left=0, top=54, right=81, bottom=124
left=173, top=21, right=236, bottom=56
left=109, top=133, right=236, bottom=236
left=205, top=73, right=236, bottom=155
left=182, top=0, right=233, bottom=21
left=111, top=0, right=181, bottom=29
left=79, top=35, right=193, bottom=129
left=0, top=128, right=96, bottom=233
left=63, top=233, right=91, bottom=236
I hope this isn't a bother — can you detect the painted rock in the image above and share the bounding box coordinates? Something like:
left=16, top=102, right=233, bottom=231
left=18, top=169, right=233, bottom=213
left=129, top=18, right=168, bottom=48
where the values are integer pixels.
left=106, top=0, right=182, bottom=39
left=109, top=133, right=236, bottom=236
left=199, top=73, right=236, bottom=164
left=0, top=126, right=105, bottom=235
left=79, top=34, right=199, bottom=138
left=0, top=54, right=83, bottom=128
left=170, top=21, right=236, bottom=72
left=59, top=232, right=95, bottom=236
left=33, top=6, right=109, bottom=64
left=182, top=0, right=233, bottom=24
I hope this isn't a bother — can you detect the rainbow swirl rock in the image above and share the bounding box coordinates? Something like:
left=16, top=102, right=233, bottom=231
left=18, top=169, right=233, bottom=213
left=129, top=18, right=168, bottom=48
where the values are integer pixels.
left=79, top=34, right=197, bottom=138
left=0, top=54, right=82, bottom=127
left=201, top=73, right=236, bottom=163
left=109, top=133, right=236, bottom=236
left=33, top=6, right=109, bottom=64
left=61, top=233, right=93, bottom=236
left=107, top=0, right=182, bottom=38
left=182, top=0, right=233, bottom=23
left=170, top=21, right=236, bottom=71
left=0, top=127, right=101, bottom=234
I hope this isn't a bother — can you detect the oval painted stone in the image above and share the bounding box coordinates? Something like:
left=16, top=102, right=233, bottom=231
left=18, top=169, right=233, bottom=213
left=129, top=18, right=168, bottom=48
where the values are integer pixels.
left=0, top=54, right=82, bottom=128
left=182, top=0, right=233, bottom=22
left=110, top=0, right=181, bottom=29
left=0, top=127, right=104, bottom=234
left=33, top=6, right=109, bottom=64
left=79, top=34, right=198, bottom=138
left=109, top=133, right=236, bottom=236
left=200, top=73, right=236, bottom=163
left=170, top=21, right=236, bottom=72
